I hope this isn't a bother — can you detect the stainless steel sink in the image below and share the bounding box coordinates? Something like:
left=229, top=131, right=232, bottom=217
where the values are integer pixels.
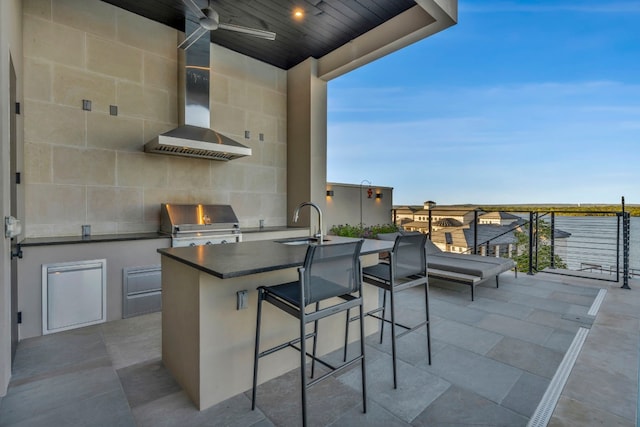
left=276, top=237, right=330, bottom=245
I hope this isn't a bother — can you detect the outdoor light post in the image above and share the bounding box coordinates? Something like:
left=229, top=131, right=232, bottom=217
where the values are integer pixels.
left=360, top=179, right=371, bottom=228
left=426, top=200, right=436, bottom=238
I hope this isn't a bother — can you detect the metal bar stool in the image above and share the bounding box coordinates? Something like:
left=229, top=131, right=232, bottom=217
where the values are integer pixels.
left=346, top=233, right=431, bottom=389
left=252, top=240, right=367, bottom=427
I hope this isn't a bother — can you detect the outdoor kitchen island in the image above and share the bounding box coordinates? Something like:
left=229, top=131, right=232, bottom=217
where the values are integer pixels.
left=157, top=236, right=394, bottom=411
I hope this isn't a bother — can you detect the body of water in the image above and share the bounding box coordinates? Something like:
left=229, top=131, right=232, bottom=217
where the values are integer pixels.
left=550, top=216, right=639, bottom=275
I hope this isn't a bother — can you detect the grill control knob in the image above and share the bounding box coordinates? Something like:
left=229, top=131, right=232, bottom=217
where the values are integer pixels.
left=221, top=240, right=228, bottom=244
left=189, top=243, right=196, bottom=247
left=205, top=241, right=212, bottom=245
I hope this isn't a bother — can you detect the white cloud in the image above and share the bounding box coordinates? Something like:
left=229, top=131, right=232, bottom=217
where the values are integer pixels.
left=328, top=79, right=640, bottom=205
left=327, top=4, right=640, bottom=207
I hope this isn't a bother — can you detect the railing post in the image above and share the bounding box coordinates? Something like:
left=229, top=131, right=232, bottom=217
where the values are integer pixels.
left=550, top=212, right=556, bottom=269
left=533, top=212, right=540, bottom=273
left=616, top=212, right=621, bottom=283
left=428, top=209, right=432, bottom=238
left=473, top=210, right=478, bottom=255
left=622, top=211, right=631, bottom=289
left=620, top=196, right=631, bottom=289
left=528, top=211, right=534, bottom=275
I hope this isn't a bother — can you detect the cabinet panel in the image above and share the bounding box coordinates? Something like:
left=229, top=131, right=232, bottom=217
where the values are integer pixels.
left=42, top=259, right=106, bottom=334
left=122, top=265, right=161, bottom=318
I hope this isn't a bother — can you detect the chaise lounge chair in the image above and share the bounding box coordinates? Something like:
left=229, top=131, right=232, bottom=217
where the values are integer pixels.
left=377, top=232, right=516, bottom=301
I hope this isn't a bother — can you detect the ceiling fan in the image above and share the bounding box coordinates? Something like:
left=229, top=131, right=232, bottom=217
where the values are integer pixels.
left=179, top=0, right=277, bottom=50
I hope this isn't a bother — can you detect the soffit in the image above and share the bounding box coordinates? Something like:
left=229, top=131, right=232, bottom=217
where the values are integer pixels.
left=99, top=0, right=448, bottom=71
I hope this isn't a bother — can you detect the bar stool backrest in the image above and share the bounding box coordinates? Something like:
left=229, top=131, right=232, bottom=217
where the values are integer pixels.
left=300, top=240, right=364, bottom=306
left=392, top=233, right=428, bottom=280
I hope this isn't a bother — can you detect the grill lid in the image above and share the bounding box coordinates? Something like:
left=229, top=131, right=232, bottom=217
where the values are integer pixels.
left=160, top=204, right=240, bottom=234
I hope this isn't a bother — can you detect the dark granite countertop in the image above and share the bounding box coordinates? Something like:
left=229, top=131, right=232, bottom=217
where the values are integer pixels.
left=157, top=236, right=394, bottom=279
left=18, top=226, right=304, bottom=247
left=19, top=232, right=169, bottom=247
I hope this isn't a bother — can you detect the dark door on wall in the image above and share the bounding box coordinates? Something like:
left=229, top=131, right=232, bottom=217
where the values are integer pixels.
left=10, top=56, right=18, bottom=364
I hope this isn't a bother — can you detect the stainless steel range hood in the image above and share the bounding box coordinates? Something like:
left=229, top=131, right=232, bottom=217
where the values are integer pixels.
left=144, top=20, right=251, bottom=161
left=146, top=125, right=251, bottom=161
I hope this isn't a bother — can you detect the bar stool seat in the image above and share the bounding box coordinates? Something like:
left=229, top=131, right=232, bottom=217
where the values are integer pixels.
left=252, top=240, right=367, bottom=427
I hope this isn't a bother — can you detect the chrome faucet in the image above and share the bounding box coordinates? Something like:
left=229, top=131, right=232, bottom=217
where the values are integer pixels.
left=293, top=202, right=323, bottom=244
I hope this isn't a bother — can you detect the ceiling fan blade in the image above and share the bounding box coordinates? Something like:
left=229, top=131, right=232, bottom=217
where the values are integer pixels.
left=181, top=0, right=207, bottom=19
left=217, top=23, right=276, bottom=40
left=178, top=25, right=209, bottom=50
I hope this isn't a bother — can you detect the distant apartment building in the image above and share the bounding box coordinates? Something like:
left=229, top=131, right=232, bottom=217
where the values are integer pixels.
left=398, top=202, right=480, bottom=233
left=392, top=205, right=419, bottom=226
left=393, top=203, right=571, bottom=260
left=393, top=202, right=520, bottom=256
left=478, top=211, right=522, bottom=226
left=430, top=223, right=519, bottom=256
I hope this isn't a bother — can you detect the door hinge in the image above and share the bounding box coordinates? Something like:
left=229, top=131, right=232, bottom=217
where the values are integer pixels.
left=11, top=244, right=23, bottom=260
left=15, top=172, right=21, bottom=184
left=17, top=312, right=22, bottom=324
left=15, top=102, right=20, bottom=115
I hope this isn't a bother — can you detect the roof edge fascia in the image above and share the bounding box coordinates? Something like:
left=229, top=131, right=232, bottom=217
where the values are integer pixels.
left=316, top=0, right=457, bottom=81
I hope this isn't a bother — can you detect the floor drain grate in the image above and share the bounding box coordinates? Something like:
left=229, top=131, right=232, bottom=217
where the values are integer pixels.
left=527, top=327, right=589, bottom=427
left=587, top=289, right=607, bottom=316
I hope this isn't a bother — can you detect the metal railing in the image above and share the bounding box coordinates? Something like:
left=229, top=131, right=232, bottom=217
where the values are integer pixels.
left=399, top=203, right=635, bottom=288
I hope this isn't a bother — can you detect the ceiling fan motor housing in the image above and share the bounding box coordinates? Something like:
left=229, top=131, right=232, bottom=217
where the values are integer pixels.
left=200, top=7, right=219, bottom=30
left=178, top=0, right=276, bottom=48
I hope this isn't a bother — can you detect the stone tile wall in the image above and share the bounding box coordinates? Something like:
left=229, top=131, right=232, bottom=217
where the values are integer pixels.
left=23, top=0, right=287, bottom=237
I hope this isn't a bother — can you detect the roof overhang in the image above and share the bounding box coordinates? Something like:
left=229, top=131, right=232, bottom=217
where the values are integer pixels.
left=318, top=0, right=457, bottom=80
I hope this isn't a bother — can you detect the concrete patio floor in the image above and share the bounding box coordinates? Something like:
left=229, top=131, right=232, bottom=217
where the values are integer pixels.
left=0, top=271, right=638, bottom=426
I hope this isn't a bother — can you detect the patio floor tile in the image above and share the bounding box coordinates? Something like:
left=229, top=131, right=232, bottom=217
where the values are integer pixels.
left=431, top=318, right=503, bottom=355
left=429, top=299, right=489, bottom=325
left=486, top=336, right=564, bottom=379
left=254, top=365, right=362, bottom=427
left=469, top=297, right=534, bottom=320
left=329, top=399, right=410, bottom=427
left=419, top=344, right=522, bottom=404
left=476, top=313, right=554, bottom=345
left=500, top=371, right=549, bottom=418
left=562, top=353, right=637, bottom=422
left=10, top=327, right=108, bottom=383
left=412, top=385, right=528, bottom=427
left=338, top=348, right=450, bottom=423
left=133, top=391, right=269, bottom=427
left=509, top=293, right=573, bottom=313
left=0, top=389, right=135, bottom=427
left=525, top=309, right=585, bottom=333
left=117, top=358, right=181, bottom=408
left=0, top=366, right=125, bottom=426
left=549, top=396, right=634, bottom=427
left=543, top=329, right=577, bottom=353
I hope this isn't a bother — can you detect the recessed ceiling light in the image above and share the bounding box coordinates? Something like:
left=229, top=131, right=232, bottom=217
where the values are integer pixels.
left=293, top=8, right=304, bottom=20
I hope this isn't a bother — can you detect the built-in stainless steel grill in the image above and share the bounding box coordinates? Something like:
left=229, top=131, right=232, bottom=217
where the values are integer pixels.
left=160, top=204, right=242, bottom=247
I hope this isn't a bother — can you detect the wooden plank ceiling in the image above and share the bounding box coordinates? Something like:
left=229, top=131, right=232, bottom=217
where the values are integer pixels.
left=100, top=0, right=416, bottom=70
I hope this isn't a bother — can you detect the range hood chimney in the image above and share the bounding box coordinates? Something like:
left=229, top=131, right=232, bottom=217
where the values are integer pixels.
left=144, top=20, right=251, bottom=161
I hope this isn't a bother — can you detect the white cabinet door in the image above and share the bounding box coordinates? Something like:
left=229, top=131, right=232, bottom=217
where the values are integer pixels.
left=42, top=259, right=106, bottom=334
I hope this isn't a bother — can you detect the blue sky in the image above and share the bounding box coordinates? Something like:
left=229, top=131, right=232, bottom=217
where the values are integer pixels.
left=326, top=0, right=640, bottom=206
